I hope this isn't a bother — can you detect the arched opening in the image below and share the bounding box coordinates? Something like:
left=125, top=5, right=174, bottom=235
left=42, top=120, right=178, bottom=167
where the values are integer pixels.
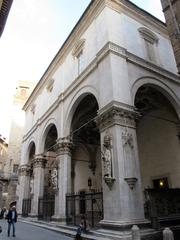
left=135, top=85, right=180, bottom=225
left=28, top=142, right=35, bottom=162
left=22, top=141, right=35, bottom=217
left=28, top=142, right=36, bottom=193
left=38, top=124, right=58, bottom=221
left=68, top=94, right=103, bottom=226
left=43, top=124, right=58, bottom=198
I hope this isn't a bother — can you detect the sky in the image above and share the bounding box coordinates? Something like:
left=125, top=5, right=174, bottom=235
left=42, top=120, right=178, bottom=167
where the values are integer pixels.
left=0, top=0, right=165, bottom=142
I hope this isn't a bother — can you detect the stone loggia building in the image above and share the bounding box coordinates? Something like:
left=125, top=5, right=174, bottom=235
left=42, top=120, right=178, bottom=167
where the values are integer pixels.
left=161, top=0, right=180, bottom=73
left=18, top=0, right=180, bottom=237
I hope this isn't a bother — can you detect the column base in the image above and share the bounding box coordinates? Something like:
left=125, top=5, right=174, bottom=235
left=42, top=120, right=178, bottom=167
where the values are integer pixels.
left=100, top=218, right=151, bottom=230
left=51, top=215, right=67, bottom=224
left=28, top=213, right=38, bottom=219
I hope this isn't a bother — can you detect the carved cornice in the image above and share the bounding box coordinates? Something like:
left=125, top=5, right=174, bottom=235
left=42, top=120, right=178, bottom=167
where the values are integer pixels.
left=96, top=103, right=137, bottom=131
left=55, top=137, right=73, bottom=156
left=33, top=154, right=47, bottom=168
left=18, top=164, right=31, bottom=176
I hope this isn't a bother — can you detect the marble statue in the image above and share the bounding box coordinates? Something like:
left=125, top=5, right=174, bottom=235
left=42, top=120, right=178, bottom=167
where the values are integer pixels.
left=102, top=134, right=112, bottom=178
left=51, top=167, right=58, bottom=190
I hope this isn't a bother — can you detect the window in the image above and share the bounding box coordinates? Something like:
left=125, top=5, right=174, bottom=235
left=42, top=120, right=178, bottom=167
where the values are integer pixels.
left=138, top=27, right=159, bottom=63
left=46, top=78, right=54, bottom=92
left=77, top=50, right=84, bottom=75
left=72, top=38, right=86, bottom=75
left=153, top=177, right=169, bottom=189
left=30, top=103, right=36, bottom=115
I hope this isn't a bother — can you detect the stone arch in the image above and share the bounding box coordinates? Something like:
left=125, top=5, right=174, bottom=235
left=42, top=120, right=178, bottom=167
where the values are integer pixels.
left=64, top=85, right=99, bottom=136
left=38, top=120, right=58, bottom=200
left=131, top=76, right=180, bottom=119
left=39, top=119, right=58, bottom=154
left=67, top=91, right=101, bottom=194
left=26, top=140, right=36, bottom=164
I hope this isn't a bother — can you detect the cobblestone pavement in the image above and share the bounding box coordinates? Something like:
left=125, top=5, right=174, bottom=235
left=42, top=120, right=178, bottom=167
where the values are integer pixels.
left=0, top=220, right=73, bottom=240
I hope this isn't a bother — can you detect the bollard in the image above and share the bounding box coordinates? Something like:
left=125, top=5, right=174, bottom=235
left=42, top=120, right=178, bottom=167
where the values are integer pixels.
left=163, top=227, right=174, bottom=240
left=131, top=225, right=140, bottom=240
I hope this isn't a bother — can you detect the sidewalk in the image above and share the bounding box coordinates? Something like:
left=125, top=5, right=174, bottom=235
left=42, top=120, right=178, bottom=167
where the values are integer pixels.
left=18, top=217, right=162, bottom=240
left=19, top=217, right=132, bottom=240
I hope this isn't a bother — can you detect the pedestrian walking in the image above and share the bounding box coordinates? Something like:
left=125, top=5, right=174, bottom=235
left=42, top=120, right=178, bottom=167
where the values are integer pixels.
left=6, top=206, right=17, bottom=237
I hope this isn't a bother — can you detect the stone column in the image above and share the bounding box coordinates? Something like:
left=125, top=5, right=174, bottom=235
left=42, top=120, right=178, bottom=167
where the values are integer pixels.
left=17, top=164, right=31, bottom=215
left=96, top=103, right=148, bottom=229
left=52, top=137, right=72, bottom=223
left=30, top=154, right=46, bottom=217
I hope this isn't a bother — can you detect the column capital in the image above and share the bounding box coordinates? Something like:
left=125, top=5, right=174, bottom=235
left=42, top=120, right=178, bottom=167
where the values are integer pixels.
left=96, top=102, right=138, bottom=131
left=55, top=137, right=73, bottom=156
left=18, top=164, right=31, bottom=176
left=33, top=154, right=47, bottom=168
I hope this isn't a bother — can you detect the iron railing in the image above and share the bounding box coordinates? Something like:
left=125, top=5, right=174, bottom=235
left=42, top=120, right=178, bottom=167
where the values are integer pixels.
left=38, top=197, right=55, bottom=221
left=144, top=189, right=180, bottom=229
left=66, top=190, right=103, bottom=228
left=22, top=199, right=31, bottom=217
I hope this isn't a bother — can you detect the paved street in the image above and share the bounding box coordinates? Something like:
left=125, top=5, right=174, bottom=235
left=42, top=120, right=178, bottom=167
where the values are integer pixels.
left=0, top=220, right=72, bottom=240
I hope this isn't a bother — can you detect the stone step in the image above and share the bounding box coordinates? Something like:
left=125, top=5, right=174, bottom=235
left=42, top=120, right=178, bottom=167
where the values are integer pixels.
left=19, top=217, right=162, bottom=240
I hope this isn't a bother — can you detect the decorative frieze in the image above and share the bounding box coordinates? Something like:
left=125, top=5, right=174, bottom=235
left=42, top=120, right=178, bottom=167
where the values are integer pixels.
left=96, top=104, right=137, bottom=131
left=55, top=137, right=73, bottom=156
left=18, top=164, right=31, bottom=176
left=33, top=154, right=47, bottom=168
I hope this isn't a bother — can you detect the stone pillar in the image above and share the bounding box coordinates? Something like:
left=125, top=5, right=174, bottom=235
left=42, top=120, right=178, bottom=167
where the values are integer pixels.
left=30, top=154, right=46, bottom=217
left=96, top=103, right=148, bottom=229
left=52, top=137, right=72, bottom=223
left=17, top=164, right=31, bottom=215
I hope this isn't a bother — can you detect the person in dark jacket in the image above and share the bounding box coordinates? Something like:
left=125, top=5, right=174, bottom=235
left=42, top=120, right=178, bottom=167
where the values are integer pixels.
left=6, top=206, right=17, bottom=237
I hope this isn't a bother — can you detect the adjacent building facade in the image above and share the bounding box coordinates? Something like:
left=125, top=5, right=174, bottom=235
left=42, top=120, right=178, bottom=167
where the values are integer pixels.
left=0, top=136, right=8, bottom=208
left=161, top=0, right=180, bottom=73
left=0, top=0, right=13, bottom=37
left=0, top=81, right=35, bottom=209
left=17, top=0, right=180, bottom=235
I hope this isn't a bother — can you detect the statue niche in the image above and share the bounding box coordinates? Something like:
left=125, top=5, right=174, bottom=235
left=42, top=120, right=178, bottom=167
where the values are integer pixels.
left=102, top=133, right=115, bottom=189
